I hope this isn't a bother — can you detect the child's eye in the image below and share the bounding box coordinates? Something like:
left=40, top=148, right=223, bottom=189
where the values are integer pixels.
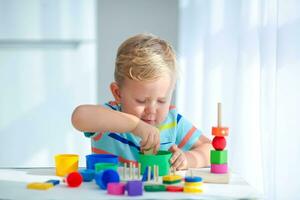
left=158, top=100, right=166, bottom=104
left=136, top=99, right=146, bottom=104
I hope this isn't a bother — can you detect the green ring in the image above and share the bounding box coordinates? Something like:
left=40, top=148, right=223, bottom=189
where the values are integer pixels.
left=95, top=162, right=118, bottom=172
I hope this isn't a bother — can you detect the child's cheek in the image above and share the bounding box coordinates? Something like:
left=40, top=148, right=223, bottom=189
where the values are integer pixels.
left=134, top=106, right=145, bottom=117
left=159, top=108, right=169, bottom=122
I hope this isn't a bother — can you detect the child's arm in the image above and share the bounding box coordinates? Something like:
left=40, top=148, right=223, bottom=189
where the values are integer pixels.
left=71, top=105, right=160, bottom=153
left=169, top=135, right=211, bottom=170
left=72, top=104, right=139, bottom=133
left=184, top=135, right=211, bottom=168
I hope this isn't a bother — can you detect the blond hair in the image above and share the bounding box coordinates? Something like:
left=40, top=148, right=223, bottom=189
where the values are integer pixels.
left=114, top=33, right=177, bottom=84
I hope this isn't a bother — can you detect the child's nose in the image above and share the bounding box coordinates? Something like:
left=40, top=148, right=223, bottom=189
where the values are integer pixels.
left=145, top=102, right=156, bottom=114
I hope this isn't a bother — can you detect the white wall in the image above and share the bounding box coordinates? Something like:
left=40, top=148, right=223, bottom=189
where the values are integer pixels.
left=97, top=0, right=179, bottom=103
left=0, top=0, right=97, bottom=167
left=0, top=0, right=178, bottom=168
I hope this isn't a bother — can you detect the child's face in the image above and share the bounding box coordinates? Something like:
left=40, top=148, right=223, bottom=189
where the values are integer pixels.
left=112, top=75, right=175, bottom=126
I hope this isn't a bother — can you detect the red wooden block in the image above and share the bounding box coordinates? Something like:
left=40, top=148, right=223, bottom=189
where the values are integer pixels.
left=166, top=185, right=184, bottom=192
left=212, top=136, right=226, bottom=150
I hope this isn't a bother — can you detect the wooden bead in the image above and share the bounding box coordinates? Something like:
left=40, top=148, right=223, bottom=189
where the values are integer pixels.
left=212, top=136, right=226, bottom=150
left=66, top=172, right=83, bottom=187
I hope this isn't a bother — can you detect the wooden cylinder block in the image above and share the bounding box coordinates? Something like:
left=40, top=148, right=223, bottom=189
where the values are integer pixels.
left=211, top=163, right=228, bottom=174
left=212, top=127, right=229, bottom=136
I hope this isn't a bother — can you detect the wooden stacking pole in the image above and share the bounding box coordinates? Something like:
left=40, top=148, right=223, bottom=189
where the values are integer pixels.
left=147, top=166, right=151, bottom=182
left=153, top=165, right=156, bottom=182
left=131, top=162, right=134, bottom=180
left=132, top=163, right=135, bottom=179
left=129, top=162, right=133, bottom=180
left=156, top=165, right=159, bottom=182
left=138, top=163, right=141, bottom=179
left=218, top=102, right=222, bottom=127
left=154, top=165, right=159, bottom=182
left=123, top=163, right=127, bottom=180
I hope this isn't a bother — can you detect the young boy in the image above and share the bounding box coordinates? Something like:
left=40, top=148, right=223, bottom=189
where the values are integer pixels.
left=72, top=33, right=210, bottom=170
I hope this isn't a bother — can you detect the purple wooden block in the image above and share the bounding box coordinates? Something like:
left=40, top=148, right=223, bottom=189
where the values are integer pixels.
left=126, top=180, right=143, bottom=196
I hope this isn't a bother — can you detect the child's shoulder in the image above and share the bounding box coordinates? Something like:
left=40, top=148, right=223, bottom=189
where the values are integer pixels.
left=167, top=105, right=186, bottom=125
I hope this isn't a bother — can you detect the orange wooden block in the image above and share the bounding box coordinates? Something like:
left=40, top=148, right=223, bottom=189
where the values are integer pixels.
left=212, top=127, right=229, bottom=136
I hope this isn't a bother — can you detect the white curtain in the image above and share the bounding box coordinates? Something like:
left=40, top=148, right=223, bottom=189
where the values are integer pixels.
left=177, top=0, right=300, bottom=199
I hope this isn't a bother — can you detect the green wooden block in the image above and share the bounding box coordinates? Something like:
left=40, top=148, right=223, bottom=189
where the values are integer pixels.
left=144, top=184, right=166, bottom=192
left=162, top=179, right=182, bottom=185
left=210, top=150, right=227, bottom=164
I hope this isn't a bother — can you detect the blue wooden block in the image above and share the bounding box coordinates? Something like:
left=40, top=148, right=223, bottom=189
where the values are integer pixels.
left=95, top=169, right=120, bottom=190
left=45, top=179, right=60, bottom=186
left=79, top=169, right=95, bottom=182
left=184, top=176, right=202, bottom=183
left=141, top=166, right=154, bottom=182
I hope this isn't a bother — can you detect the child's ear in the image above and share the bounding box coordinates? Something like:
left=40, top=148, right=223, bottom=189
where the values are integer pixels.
left=110, top=82, right=121, bottom=103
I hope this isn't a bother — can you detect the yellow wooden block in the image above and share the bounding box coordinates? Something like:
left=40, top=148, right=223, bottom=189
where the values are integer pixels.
left=184, top=182, right=203, bottom=187
left=27, top=182, right=54, bottom=190
left=162, top=175, right=182, bottom=182
left=183, top=186, right=203, bottom=193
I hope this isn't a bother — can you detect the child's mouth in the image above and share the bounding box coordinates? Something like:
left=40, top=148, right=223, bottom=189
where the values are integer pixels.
left=142, top=119, right=156, bottom=125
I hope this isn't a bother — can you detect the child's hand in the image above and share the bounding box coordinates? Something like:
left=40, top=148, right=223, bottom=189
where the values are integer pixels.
left=132, top=119, right=160, bottom=154
left=168, top=144, right=188, bottom=170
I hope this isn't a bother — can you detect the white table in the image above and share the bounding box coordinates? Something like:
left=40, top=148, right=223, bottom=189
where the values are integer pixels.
left=0, top=167, right=262, bottom=199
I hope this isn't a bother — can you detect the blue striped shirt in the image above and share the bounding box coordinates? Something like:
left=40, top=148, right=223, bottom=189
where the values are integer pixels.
left=84, top=101, right=202, bottom=165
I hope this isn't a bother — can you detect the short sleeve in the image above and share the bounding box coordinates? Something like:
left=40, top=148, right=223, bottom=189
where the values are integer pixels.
left=84, top=132, right=96, bottom=138
left=175, top=114, right=202, bottom=151
left=103, top=101, right=121, bottom=111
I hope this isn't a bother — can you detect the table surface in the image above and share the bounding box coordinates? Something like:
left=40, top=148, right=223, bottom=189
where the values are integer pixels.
left=0, top=167, right=263, bottom=200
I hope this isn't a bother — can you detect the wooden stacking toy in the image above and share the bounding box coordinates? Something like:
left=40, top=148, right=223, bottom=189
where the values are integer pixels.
left=211, top=103, right=229, bottom=174
left=188, top=103, right=230, bottom=184
left=143, top=165, right=167, bottom=192
left=162, top=167, right=182, bottom=184
left=183, top=173, right=203, bottom=193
